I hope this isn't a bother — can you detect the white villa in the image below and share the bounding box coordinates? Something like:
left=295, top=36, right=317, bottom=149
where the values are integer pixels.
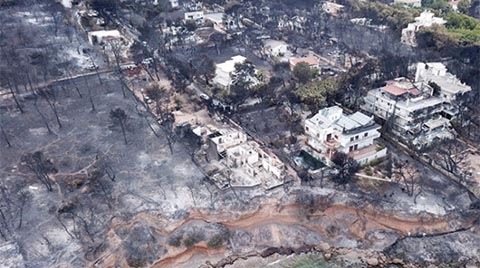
left=305, top=106, right=387, bottom=165
left=263, top=39, right=291, bottom=61
left=212, top=55, right=247, bottom=89
left=401, top=10, right=446, bottom=46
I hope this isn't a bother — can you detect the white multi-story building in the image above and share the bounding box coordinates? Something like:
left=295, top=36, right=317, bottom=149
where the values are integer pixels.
left=362, top=63, right=471, bottom=148
left=305, top=106, right=387, bottom=165
left=401, top=11, right=446, bottom=46
left=362, top=78, right=444, bottom=136
left=414, top=62, right=472, bottom=117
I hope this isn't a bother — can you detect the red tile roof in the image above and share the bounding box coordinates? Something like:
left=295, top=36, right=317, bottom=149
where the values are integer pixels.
left=382, top=85, right=407, bottom=96
left=407, top=87, right=421, bottom=96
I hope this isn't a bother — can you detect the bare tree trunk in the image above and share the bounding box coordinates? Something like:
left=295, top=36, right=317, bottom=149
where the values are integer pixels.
left=44, top=95, right=62, bottom=128
left=34, top=99, right=53, bottom=134
left=68, top=72, right=82, bottom=98
left=56, top=214, right=76, bottom=239
left=118, top=75, right=127, bottom=98
left=87, top=53, right=102, bottom=84
left=152, top=56, right=160, bottom=80
left=119, top=121, right=128, bottom=145
left=7, top=81, right=24, bottom=113
left=88, top=88, right=96, bottom=112
left=26, top=71, right=35, bottom=93
left=0, top=125, right=11, bottom=147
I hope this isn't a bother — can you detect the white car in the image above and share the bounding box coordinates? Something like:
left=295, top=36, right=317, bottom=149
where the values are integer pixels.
left=200, top=94, right=210, bottom=101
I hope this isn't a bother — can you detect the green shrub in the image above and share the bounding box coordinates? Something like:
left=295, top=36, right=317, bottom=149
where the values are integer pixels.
left=369, top=159, right=380, bottom=167
left=126, top=257, right=147, bottom=268
left=207, top=234, right=226, bottom=249
left=168, top=234, right=182, bottom=247
left=183, top=231, right=205, bottom=248
left=364, top=166, right=373, bottom=176
left=183, top=237, right=196, bottom=248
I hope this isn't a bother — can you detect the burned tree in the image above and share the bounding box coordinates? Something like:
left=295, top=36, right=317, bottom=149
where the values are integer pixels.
left=38, top=88, right=62, bottom=129
left=21, top=151, right=58, bottom=191
left=0, top=121, right=11, bottom=147
left=191, top=55, right=216, bottom=85
left=110, top=108, right=128, bottom=145
left=33, top=96, right=53, bottom=134
left=6, top=79, right=24, bottom=113
left=330, top=152, right=359, bottom=187
left=144, top=83, right=167, bottom=116
left=393, top=159, right=423, bottom=203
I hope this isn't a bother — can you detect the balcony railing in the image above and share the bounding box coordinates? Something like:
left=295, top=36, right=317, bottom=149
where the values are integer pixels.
left=324, top=139, right=340, bottom=148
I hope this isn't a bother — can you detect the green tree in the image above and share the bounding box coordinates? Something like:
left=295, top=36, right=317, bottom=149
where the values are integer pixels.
left=445, top=12, right=479, bottom=30
left=458, top=0, right=472, bottom=14
left=228, top=61, right=257, bottom=105
left=295, top=77, right=338, bottom=110
left=292, top=62, right=315, bottom=84
left=429, top=0, right=452, bottom=13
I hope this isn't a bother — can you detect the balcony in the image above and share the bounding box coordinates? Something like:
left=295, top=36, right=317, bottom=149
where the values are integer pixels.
left=324, top=138, right=340, bottom=148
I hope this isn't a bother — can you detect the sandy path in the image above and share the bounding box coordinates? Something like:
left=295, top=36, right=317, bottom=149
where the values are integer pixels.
left=94, top=200, right=473, bottom=268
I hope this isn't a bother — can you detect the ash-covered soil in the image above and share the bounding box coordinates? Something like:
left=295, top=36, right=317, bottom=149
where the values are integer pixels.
left=1, top=75, right=479, bottom=268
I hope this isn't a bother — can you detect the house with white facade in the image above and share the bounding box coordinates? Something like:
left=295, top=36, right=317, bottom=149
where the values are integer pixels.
left=212, top=55, right=247, bottom=89
left=322, top=1, right=345, bottom=16
left=414, top=62, right=472, bottom=117
left=305, top=106, right=387, bottom=165
left=225, top=141, right=285, bottom=188
left=184, top=11, right=204, bottom=23
left=208, top=127, right=247, bottom=158
left=401, top=10, right=446, bottom=46
left=193, top=124, right=285, bottom=190
left=169, top=0, right=179, bottom=8
left=87, top=30, right=124, bottom=46
left=263, top=39, right=291, bottom=61
left=361, top=63, right=471, bottom=148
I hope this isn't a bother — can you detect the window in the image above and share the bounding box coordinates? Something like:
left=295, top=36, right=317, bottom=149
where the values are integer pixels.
left=355, top=135, right=359, bottom=140
left=364, top=132, right=368, bottom=137
left=306, top=126, right=309, bottom=131
left=349, top=146, right=354, bottom=152
left=354, top=144, right=358, bottom=150
left=350, top=137, right=354, bottom=142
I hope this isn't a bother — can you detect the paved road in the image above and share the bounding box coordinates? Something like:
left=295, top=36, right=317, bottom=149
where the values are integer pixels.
left=0, top=62, right=135, bottom=100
